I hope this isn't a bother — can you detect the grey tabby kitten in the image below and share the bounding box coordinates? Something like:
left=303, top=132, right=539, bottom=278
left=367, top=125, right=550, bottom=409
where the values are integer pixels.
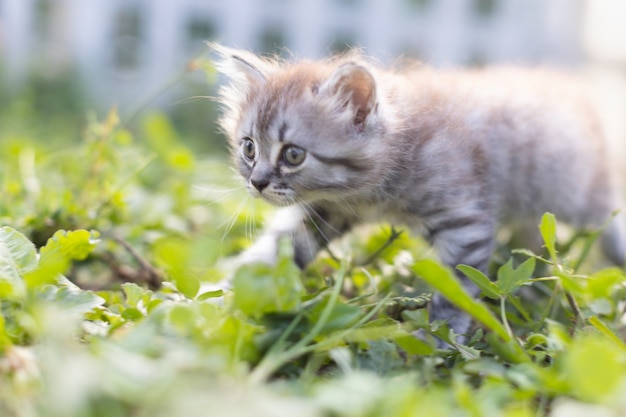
left=211, top=44, right=625, bottom=338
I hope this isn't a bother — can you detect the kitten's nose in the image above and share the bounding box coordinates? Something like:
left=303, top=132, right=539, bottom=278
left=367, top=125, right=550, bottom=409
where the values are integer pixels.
left=251, top=178, right=270, bottom=192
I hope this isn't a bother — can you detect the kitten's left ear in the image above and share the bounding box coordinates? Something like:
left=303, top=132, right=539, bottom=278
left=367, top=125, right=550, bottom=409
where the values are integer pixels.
left=319, top=63, right=377, bottom=130
left=208, top=42, right=273, bottom=89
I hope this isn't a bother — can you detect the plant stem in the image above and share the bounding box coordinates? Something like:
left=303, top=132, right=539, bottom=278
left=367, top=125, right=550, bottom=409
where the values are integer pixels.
left=360, top=227, right=403, bottom=266
left=535, top=394, right=549, bottom=417
left=564, top=290, right=581, bottom=329
left=249, top=262, right=347, bottom=383
left=249, top=270, right=393, bottom=384
left=500, top=297, right=513, bottom=339
left=263, top=313, right=305, bottom=357
left=571, top=231, right=600, bottom=273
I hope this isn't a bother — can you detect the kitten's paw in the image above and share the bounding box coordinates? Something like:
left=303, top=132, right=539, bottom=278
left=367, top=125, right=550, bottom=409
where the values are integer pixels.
left=236, top=235, right=279, bottom=266
left=212, top=244, right=279, bottom=292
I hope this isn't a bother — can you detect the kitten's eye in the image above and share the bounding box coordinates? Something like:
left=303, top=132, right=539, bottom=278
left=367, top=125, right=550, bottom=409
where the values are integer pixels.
left=282, top=145, right=306, bottom=166
left=242, top=138, right=256, bottom=161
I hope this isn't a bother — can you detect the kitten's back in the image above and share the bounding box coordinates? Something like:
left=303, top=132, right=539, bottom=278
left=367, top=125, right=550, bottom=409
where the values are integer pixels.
left=381, top=65, right=625, bottom=264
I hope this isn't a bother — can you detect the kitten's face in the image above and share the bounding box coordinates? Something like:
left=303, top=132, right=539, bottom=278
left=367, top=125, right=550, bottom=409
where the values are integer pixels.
left=214, top=46, right=380, bottom=207
left=234, top=85, right=373, bottom=206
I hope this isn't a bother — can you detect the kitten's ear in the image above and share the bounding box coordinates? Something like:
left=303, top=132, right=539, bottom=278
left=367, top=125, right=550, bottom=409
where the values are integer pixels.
left=319, top=63, right=377, bottom=129
left=208, top=42, right=272, bottom=88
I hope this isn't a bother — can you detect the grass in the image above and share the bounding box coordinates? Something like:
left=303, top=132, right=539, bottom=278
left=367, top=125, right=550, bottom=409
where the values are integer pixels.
left=1, top=89, right=626, bottom=417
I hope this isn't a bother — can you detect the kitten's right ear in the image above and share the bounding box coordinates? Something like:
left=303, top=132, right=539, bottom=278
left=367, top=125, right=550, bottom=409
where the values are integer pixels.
left=318, top=62, right=377, bottom=130
left=208, top=42, right=272, bottom=89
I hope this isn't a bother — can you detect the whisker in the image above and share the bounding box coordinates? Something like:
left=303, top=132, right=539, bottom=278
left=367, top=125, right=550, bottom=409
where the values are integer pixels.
left=299, top=206, right=317, bottom=266
left=244, top=202, right=251, bottom=243
left=220, top=195, right=250, bottom=242
left=171, top=95, right=217, bottom=106
left=335, top=195, right=361, bottom=219
left=192, top=185, right=246, bottom=207
left=246, top=200, right=259, bottom=243
left=193, top=184, right=244, bottom=194
left=251, top=202, right=261, bottom=241
left=300, top=200, right=343, bottom=237
left=298, top=199, right=333, bottom=245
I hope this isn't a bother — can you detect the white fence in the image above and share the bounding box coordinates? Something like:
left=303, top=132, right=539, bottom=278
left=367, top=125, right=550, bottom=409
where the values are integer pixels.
left=1, top=0, right=585, bottom=105
left=1, top=0, right=625, bottom=162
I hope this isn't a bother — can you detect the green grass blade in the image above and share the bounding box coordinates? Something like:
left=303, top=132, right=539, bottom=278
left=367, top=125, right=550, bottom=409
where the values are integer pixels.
left=539, top=213, right=558, bottom=262
left=589, top=316, right=626, bottom=351
left=413, top=259, right=511, bottom=342
left=457, top=264, right=501, bottom=299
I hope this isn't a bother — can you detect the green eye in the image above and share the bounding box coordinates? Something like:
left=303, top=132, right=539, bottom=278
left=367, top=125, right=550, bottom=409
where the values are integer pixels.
left=283, top=145, right=306, bottom=166
left=242, top=138, right=255, bottom=160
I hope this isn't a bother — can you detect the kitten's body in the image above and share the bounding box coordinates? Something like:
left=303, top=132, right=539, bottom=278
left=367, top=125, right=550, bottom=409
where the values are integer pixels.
left=213, top=45, right=625, bottom=338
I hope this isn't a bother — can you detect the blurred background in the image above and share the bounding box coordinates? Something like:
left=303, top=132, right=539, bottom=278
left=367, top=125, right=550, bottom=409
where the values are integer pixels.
left=0, top=0, right=625, bottom=161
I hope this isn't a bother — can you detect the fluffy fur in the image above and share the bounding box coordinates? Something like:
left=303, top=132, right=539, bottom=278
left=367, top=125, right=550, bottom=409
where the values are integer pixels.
left=211, top=43, right=626, bottom=339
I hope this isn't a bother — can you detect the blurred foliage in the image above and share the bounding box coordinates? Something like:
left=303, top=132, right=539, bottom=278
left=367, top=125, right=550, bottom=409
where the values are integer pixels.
left=2, top=71, right=626, bottom=417
left=0, top=59, right=226, bottom=155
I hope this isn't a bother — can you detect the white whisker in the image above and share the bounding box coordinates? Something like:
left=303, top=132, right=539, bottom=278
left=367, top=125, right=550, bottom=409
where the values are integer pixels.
left=297, top=200, right=333, bottom=245
left=335, top=195, right=361, bottom=219
left=302, top=200, right=347, bottom=237
left=300, top=211, right=316, bottom=265
left=193, top=184, right=243, bottom=194
left=251, top=203, right=261, bottom=241
left=220, top=195, right=250, bottom=242
left=171, top=95, right=217, bottom=106
left=192, top=184, right=246, bottom=208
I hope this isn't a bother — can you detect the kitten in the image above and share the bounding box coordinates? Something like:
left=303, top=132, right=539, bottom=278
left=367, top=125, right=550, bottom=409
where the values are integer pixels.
left=210, top=43, right=626, bottom=340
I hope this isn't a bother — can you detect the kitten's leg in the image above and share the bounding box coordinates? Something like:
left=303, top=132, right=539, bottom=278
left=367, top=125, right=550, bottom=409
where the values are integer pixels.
left=599, top=211, right=626, bottom=267
left=236, top=205, right=305, bottom=266
left=291, top=204, right=355, bottom=268
left=238, top=204, right=354, bottom=268
left=424, top=211, right=496, bottom=341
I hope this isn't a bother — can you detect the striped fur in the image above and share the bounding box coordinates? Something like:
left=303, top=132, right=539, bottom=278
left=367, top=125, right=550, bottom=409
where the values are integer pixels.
left=211, top=44, right=626, bottom=339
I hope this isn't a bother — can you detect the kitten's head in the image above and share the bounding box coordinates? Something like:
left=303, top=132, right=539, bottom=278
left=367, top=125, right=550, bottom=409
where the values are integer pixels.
left=211, top=44, right=384, bottom=206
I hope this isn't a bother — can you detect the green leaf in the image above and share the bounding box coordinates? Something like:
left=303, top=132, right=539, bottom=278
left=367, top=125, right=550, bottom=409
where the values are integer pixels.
left=563, top=332, right=626, bottom=403
left=394, top=334, right=435, bottom=355
left=412, top=259, right=512, bottom=342
left=484, top=332, right=528, bottom=364
left=356, top=340, right=406, bottom=374
left=450, top=332, right=481, bottom=360
left=306, top=298, right=361, bottom=336
left=41, top=229, right=99, bottom=261
left=174, top=274, right=200, bottom=299
left=168, top=305, right=196, bottom=334
left=197, top=289, right=224, bottom=301
left=122, top=283, right=145, bottom=307
left=152, top=236, right=220, bottom=297
left=588, top=316, right=626, bottom=351
left=54, top=286, right=105, bottom=315
left=0, top=313, right=11, bottom=351
left=146, top=298, right=163, bottom=313
left=587, top=268, right=625, bottom=300
left=496, top=257, right=535, bottom=296
left=24, top=229, right=99, bottom=288
left=539, top=213, right=557, bottom=261
left=233, top=238, right=303, bottom=317
left=401, top=308, right=430, bottom=328
left=507, top=295, right=532, bottom=323
left=233, top=262, right=302, bottom=317
left=0, top=226, right=37, bottom=290
left=457, top=264, right=501, bottom=299
left=463, top=359, right=507, bottom=379
left=122, top=307, right=144, bottom=321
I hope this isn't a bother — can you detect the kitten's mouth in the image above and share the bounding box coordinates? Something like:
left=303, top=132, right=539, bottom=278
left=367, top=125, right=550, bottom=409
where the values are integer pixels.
left=251, top=188, right=298, bottom=207
left=261, top=193, right=298, bottom=207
